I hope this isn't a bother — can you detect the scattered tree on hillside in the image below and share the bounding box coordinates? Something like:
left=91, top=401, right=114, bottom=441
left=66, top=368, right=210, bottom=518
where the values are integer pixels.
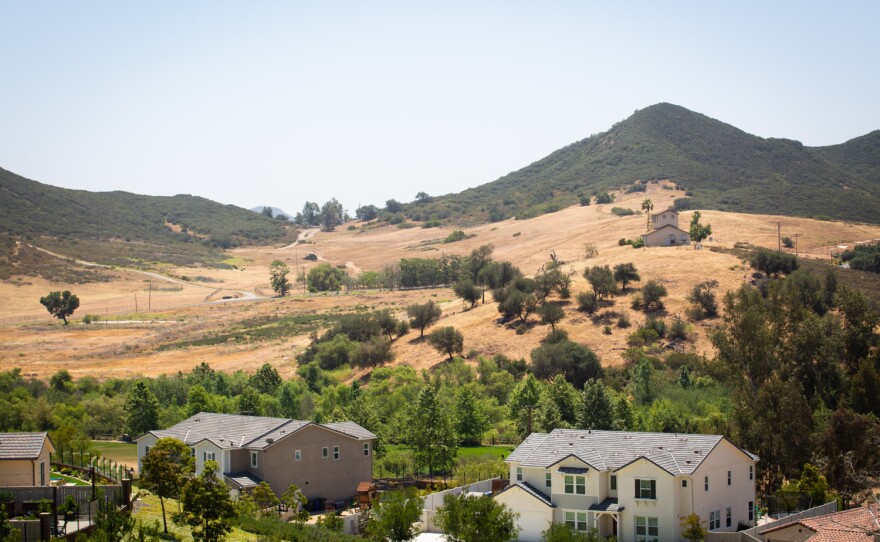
left=140, top=437, right=195, bottom=534
left=688, top=280, right=719, bottom=318
left=355, top=204, right=379, bottom=221
left=320, top=198, right=345, bottom=231
left=181, top=461, right=236, bottom=542
left=594, top=192, right=614, bottom=204
left=540, top=302, right=565, bottom=330
left=434, top=493, right=519, bottom=542
left=415, top=192, right=431, bottom=203
left=301, top=202, right=320, bottom=227
left=385, top=199, right=403, bottom=213
left=576, top=292, right=599, bottom=314
left=583, top=266, right=617, bottom=300
left=613, top=262, right=640, bottom=292
left=749, top=248, right=798, bottom=276
left=40, top=290, right=80, bottom=325
left=689, top=210, right=712, bottom=242
left=407, top=301, right=442, bottom=338
left=428, top=326, right=464, bottom=360
left=638, top=280, right=668, bottom=311
left=269, top=260, right=291, bottom=296
left=453, top=279, right=482, bottom=308
left=532, top=337, right=603, bottom=389
left=260, top=206, right=273, bottom=218
left=307, top=263, right=348, bottom=292
left=641, top=198, right=654, bottom=230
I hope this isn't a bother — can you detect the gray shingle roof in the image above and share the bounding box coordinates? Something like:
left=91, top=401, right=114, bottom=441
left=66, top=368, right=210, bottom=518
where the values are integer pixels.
left=224, top=472, right=263, bottom=489
left=144, top=413, right=375, bottom=450
left=507, top=429, right=755, bottom=476
left=0, top=432, right=50, bottom=460
left=496, top=482, right=555, bottom=508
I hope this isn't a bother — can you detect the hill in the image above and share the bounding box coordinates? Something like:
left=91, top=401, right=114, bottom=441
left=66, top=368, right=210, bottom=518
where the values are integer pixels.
left=0, top=167, right=295, bottom=268
left=400, top=103, right=880, bottom=225
left=250, top=206, right=292, bottom=219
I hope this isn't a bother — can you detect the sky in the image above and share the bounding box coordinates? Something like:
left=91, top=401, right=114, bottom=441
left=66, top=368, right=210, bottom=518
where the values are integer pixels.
left=1, top=1, right=878, bottom=215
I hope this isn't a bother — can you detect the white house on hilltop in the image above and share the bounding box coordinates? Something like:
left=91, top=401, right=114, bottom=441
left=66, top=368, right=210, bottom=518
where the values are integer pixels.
left=641, top=208, right=691, bottom=247
left=494, top=429, right=758, bottom=542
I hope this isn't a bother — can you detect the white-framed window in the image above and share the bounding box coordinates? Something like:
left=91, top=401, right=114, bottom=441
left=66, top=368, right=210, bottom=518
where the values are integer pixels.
left=610, top=474, right=617, bottom=490
left=709, top=510, right=721, bottom=530
left=190, top=447, right=196, bottom=457
left=749, top=465, right=754, bottom=480
left=636, top=478, right=656, bottom=499
left=322, top=447, right=328, bottom=459
left=748, top=501, right=754, bottom=522
left=564, top=475, right=585, bottom=495
left=635, top=516, right=658, bottom=542
left=516, top=467, right=523, bottom=481
left=728, top=470, right=732, bottom=486
left=705, top=475, right=709, bottom=491
left=250, top=451, right=258, bottom=468
left=363, top=443, right=370, bottom=456
left=726, top=507, right=732, bottom=527
left=545, top=472, right=552, bottom=488
left=333, top=446, right=339, bottom=460
left=295, top=449, right=301, bottom=461
left=565, top=511, right=588, bottom=531
left=203, top=451, right=215, bottom=462
left=682, top=479, right=688, bottom=488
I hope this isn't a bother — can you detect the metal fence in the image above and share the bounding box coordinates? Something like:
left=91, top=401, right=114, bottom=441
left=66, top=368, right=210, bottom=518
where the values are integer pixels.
left=5, top=484, right=127, bottom=542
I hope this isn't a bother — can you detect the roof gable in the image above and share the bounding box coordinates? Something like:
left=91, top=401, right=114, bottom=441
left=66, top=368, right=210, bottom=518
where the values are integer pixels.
left=495, top=482, right=555, bottom=508
left=0, top=432, right=52, bottom=460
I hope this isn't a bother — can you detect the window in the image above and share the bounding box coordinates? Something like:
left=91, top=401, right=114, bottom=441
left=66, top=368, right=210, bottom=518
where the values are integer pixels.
left=682, top=479, right=688, bottom=488
left=728, top=470, right=732, bottom=486
left=726, top=507, right=732, bottom=527
left=749, top=465, right=754, bottom=481
left=705, top=475, right=709, bottom=491
left=748, top=501, right=754, bottom=522
left=322, top=447, right=328, bottom=459
left=250, top=451, right=258, bottom=468
left=636, top=478, right=657, bottom=499
left=363, top=443, right=370, bottom=456
left=203, top=451, right=215, bottom=462
left=635, top=516, right=659, bottom=542
left=516, top=467, right=523, bottom=481
left=681, top=234, right=688, bottom=242
left=333, top=446, right=339, bottom=460
left=545, top=472, right=552, bottom=488
left=564, top=475, right=585, bottom=495
left=610, top=474, right=617, bottom=490
left=295, top=449, right=301, bottom=461
left=565, top=511, right=588, bottom=531
left=40, top=462, right=45, bottom=486
left=709, top=510, right=721, bottom=530
left=191, top=447, right=196, bottom=457
left=145, top=446, right=150, bottom=455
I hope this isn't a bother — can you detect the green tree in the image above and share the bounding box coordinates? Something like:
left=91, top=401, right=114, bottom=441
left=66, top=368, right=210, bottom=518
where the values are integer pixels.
left=186, top=384, right=212, bottom=417
left=250, top=363, right=282, bottom=395
left=613, top=263, right=641, bottom=292
left=238, top=385, right=261, bottom=415
left=583, top=266, right=617, bottom=300
left=631, top=359, right=657, bottom=405
left=540, top=302, right=565, bottom=330
left=508, top=374, right=543, bottom=437
left=260, top=206, right=273, bottom=218
left=455, top=387, right=488, bottom=446
left=406, top=386, right=457, bottom=479
left=281, top=484, right=310, bottom=526
left=688, top=280, right=719, bottom=318
left=749, top=248, right=798, bottom=276
left=453, top=279, right=482, bottom=308
left=640, top=280, right=668, bottom=311
left=428, top=326, right=464, bottom=360
left=356, top=204, right=379, bottom=221
left=367, top=487, right=424, bottom=542
left=689, top=211, right=712, bottom=242
left=320, top=197, right=345, bottom=231
left=544, top=374, right=579, bottom=427
left=641, top=198, right=654, bottom=230
left=181, top=460, right=236, bottom=542
left=278, top=382, right=301, bottom=419
left=578, top=379, right=614, bottom=430
left=124, top=381, right=159, bottom=435
left=269, top=260, right=291, bottom=296
left=302, top=202, right=320, bottom=226
left=531, top=339, right=603, bottom=389
left=39, top=290, right=80, bottom=325
left=434, top=493, right=519, bottom=542
left=814, top=408, right=880, bottom=507
left=680, top=513, right=707, bottom=542
left=307, top=264, right=348, bottom=292
left=796, top=464, right=830, bottom=506
left=407, top=301, right=442, bottom=338
left=251, top=481, right=280, bottom=514
left=140, top=437, right=196, bottom=533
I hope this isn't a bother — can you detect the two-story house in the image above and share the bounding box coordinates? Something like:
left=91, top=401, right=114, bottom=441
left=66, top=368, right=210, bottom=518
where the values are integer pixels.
left=495, top=429, right=757, bottom=542
left=641, top=208, right=691, bottom=247
left=136, top=412, right=376, bottom=501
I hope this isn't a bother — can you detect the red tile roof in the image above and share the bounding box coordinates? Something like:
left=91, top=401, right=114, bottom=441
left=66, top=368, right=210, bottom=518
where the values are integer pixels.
left=761, top=504, right=880, bottom=542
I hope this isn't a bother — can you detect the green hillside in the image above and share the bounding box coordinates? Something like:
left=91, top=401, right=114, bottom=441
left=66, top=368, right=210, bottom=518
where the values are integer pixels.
left=402, top=103, right=880, bottom=224
left=0, top=167, right=295, bottom=267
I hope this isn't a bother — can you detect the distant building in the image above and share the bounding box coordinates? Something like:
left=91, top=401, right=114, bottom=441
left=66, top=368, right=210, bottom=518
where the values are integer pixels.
left=0, top=432, right=55, bottom=487
left=759, top=503, right=879, bottom=542
left=135, top=412, right=375, bottom=501
left=642, top=209, right=691, bottom=247
left=495, top=428, right=758, bottom=542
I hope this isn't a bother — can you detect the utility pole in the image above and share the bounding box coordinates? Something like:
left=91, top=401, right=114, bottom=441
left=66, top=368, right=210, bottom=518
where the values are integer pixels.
left=135, top=293, right=138, bottom=312
left=777, top=222, right=782, bottom=252
left=148, top=281, right=152, bottom=310
left=794, top=233, right=801, bottom=256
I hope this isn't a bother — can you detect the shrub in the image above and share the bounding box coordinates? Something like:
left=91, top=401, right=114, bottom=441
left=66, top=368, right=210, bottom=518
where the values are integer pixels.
left=618, top=238, right=628, bottom=246
left=595, top=192, right=614, bottom=204
left=603, top=325, right=612, bottom=335
left=616, top=313, right=631, bottom=328
left=782, top=236, right=794, bottom=249
left=82, top=314, right=92, bottom=324
left=577, top=292, right=599, bottom=314
left=627, top=328, right=659, bottom=347
left=640, top=280, right=667, bottom=311
left=611, top=207, right=636, bottom=217
left=668, top=317, right=689, bottom=341
left=444, top=230, right=467, bottom=243
left=630, top=238, right=645, bottom=249
left=303, top=253, right=318, bottom=261
left=643, top=317, right=666, bottom=338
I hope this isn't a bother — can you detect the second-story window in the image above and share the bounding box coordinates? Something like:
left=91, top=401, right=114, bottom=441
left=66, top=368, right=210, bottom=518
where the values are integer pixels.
left=545, top=472, right=551, bottom=488
left=322, top=447, right=328, bottom=459
left=636, top=478, right=656, bottom=499
left=705, top=475, right=709, bottom=491
left=203, top=451, right=215, bottom=462
left=333, top=446, right=340, bottom=460
left=749, top=465, right=753, bottom=481
left=250, top=451, right=258, bottom=468
left=295, top=449, right=301, bottom=461
left=610, top=474, right=617, bottom=491
left=564, top=475, right=585, bottom=495
left=363, top=443, right=370, bottom=456
left=516, top=467, right=523, bottom=481
left=728, top=470, right=731, bottom=486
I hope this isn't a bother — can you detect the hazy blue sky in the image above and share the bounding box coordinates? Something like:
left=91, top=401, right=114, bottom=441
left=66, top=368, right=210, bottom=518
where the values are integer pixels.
left=1, top=1, right=878, bottom=215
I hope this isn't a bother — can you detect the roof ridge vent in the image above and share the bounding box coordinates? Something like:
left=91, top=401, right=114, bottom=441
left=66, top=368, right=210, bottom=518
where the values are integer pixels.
left=266, top=438, right=274, bottom=444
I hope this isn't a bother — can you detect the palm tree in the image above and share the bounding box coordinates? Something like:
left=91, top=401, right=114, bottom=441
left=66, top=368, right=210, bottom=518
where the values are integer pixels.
left=641, top=198, right=654, bottom=230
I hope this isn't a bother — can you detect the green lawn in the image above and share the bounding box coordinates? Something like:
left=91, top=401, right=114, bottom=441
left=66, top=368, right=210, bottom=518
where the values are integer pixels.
left=91, top=440, right=139, bottom=470
left=133, top=493, right=257, bottom=542
left=51, top=472, right=89, bottom=486
left=376, top=444, right=515, bottom=478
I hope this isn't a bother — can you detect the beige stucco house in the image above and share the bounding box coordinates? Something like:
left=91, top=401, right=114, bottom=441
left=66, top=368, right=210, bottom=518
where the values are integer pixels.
left=642, top=209, right=691, bottom=247
left=0, top=432, right=55, bottom=487
left=759, top=503, right=879, bottom=542
left=495, top=429, right=757, bottom=542
left=136, top=412, right=375, bottom=501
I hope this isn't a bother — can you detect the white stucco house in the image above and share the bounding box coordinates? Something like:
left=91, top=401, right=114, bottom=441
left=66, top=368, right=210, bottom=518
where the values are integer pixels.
left=641, top=209, right=691, bottom=247
left=495, top=429, right=758, bottom=542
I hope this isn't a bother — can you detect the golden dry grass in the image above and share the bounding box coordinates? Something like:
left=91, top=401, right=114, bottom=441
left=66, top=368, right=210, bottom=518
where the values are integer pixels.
left=4, top=185, right=880, bottom=381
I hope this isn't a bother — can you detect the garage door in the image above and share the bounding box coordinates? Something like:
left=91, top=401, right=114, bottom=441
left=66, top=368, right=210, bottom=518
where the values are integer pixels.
left=516, top=510, right=550, bottom=542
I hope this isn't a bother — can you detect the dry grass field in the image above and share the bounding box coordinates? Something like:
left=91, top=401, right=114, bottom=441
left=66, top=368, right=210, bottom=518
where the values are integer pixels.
left=3, top=185, right=880, bottom=381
